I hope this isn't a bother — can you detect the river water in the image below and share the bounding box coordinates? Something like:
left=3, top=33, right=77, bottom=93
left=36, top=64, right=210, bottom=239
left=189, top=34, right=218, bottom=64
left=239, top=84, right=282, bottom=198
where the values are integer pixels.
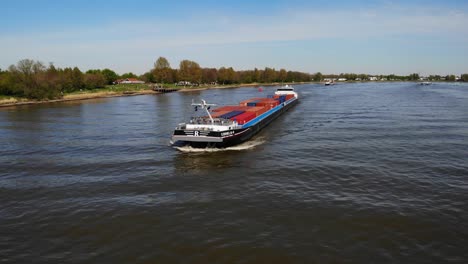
left=1, top=82, right=467, bottom=263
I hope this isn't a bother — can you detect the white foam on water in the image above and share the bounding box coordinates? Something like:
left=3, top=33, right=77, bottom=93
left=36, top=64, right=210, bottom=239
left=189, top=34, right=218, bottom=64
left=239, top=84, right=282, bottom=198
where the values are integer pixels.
left=172, top=137, right=266, bottom=153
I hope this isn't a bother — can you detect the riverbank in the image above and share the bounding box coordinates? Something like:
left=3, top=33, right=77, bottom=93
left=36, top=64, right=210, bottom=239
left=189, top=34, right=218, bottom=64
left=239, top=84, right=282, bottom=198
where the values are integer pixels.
left=177, top=82, right=305, bottom=92
left=0, top=90, right=159, bottom=108
left=0, top=82, right=307, bottom=107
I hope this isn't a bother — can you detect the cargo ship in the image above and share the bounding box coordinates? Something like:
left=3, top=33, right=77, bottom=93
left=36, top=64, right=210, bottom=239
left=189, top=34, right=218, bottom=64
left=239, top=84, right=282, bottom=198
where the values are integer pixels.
left=172, top=85, right=298, bottom=148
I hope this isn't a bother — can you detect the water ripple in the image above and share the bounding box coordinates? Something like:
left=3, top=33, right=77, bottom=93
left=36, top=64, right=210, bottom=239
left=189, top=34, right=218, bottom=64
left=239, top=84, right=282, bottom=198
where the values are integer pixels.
left=1, top=83, right=468, bottom=263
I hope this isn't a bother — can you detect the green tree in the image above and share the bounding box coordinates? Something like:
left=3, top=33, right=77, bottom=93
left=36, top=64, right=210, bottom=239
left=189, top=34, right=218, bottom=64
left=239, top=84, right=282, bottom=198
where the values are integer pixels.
left=253, top=68, right=261, bottom=83
left=202, top=68, right=218, bottom=84
left=446, top=75, right=456, bottom=81
left=227, top=67, right=238, bottom=84
left=408, top=73, right=420, bottom=81
left=155, top=56, right=170, bottom=68
left=238, top=70, right=254, bottom=83
left=179, top=60, right=202, bottom=84
left=217, top=67, right=237, bottom=84
left=153, top=56, right=173, bottom=83
left=71, top=67, right=84, bottom=90
left=358, top=74, right=368, bottom=80
left=8, top=59, right=65, bottom=99
left=141, top=72, right=155, bottom=83
left=121, top=72, right=137, bottom=79
left=313, top=72, right=323, bottom=82
left=61, top=67, right=75, bottom=92
left=83, top=73, right=106, bottom=88
left=278, top=69, right=287, bottom=82
left=8, top=59, right=37, bottom=98
left=0, top=69, right=14, bottom=96
left=0, top=59, right=124, bottom=99
left=217, top=67, right=229, bottom=84
left=86, top=69, right=101, bottom=74
left=461, top=74, right=468, bottom=82
left=101, top=68, right=118, bottom=84
left=263, top=67, right=276, bottom=83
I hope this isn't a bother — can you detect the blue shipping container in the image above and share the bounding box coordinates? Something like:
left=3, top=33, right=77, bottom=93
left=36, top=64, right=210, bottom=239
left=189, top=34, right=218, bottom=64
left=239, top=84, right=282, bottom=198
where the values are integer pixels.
left=220, top=110, right=245, bottom=119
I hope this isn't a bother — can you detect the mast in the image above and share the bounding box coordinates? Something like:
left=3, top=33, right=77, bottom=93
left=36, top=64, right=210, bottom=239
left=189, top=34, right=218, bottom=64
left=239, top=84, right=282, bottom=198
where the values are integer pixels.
left=191, top=99, right=217, bottom=124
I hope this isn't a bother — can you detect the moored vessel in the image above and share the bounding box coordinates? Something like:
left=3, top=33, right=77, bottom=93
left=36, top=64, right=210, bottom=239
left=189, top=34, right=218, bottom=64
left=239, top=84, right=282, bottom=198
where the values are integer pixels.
left=172, top=85, right=298, bottom=148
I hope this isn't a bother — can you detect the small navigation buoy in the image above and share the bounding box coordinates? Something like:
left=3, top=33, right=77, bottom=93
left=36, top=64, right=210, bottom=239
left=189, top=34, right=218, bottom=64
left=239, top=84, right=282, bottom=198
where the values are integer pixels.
left=258, top=87, right=263, bottom=92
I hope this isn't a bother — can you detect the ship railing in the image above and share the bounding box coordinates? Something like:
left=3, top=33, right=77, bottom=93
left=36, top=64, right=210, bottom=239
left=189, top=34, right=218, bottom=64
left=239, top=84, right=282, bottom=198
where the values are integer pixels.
left=190, top=117, right=235, bottom=126
left=176, top=123, right=187, bottom=130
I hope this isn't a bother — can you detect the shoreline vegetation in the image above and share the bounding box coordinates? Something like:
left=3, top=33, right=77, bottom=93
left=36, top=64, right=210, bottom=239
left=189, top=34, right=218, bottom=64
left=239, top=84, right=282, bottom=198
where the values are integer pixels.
left=1, top=79, right=466, bottom=107
left=0, top=82, right=306, bottom=107
left=1, top=57, right=467, bottom=107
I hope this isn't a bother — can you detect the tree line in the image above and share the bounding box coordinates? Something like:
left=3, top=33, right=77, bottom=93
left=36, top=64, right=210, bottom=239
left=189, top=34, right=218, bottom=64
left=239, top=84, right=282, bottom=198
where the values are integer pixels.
left=0, top=59, right=131, bottom=100
left=144, top=57, right=311, bottom=85
left=146, top=57, right=468, bottom=84
left=1, top=57, right=468, bottom=100
left=0, top=58, right=312, bottom=100
left=314, top=72, right=468, bottom=82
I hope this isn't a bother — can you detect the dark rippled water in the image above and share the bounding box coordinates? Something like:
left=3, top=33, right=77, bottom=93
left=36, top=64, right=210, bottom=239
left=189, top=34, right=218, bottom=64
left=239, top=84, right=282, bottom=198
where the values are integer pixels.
left=1, top=82, right=467, bottom=263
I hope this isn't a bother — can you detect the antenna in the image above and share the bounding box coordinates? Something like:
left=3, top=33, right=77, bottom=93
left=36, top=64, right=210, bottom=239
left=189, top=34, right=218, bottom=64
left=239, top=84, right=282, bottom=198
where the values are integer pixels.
left=191, top=99, right=217, bottom=124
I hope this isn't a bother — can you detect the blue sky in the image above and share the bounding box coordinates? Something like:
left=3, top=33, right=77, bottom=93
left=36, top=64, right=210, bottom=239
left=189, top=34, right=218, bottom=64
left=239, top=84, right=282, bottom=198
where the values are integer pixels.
left=1, top=0, right=468, bottom=75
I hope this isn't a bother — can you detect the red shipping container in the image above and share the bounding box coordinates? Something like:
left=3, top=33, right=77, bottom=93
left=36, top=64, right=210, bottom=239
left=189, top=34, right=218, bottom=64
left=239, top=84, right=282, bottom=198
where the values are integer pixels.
left=256, top=100, right=279, bottom=107
left=244, top=106, right=267, bottom=116
left=211, top=110, right=231, bottom=118
left=211, top=106, right=240, bottom=112
left=211, top=106, right=227, bottom=112
left=218, top=106, right=252, bottom=112
left=230, top=111, right=256, bottom=124
left=239, top=98, right=266, bottom=106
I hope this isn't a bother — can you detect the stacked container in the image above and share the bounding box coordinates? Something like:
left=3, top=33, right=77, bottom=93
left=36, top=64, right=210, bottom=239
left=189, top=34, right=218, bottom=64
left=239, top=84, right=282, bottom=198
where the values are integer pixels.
left=256, top=99, right=279, bottom=109
left=239, top=98, right=265, bottom=106
left=230, top=111, right=256, bottom=125
left=243, top=106, right=267, bottom=116
left=218, top=110, right=245, bottom=119
left=211, top=110, right=231, bottom=118
left=212, top=106, right=248, bottom=112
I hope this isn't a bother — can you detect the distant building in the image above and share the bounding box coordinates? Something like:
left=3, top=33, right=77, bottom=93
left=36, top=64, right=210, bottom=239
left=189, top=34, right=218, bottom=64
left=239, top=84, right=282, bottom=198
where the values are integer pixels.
left=369, top=76, right=378, bottom=81
left=176, top=81, right=192, bottom=86
left=115, top=78, right=145, bottom=84
left=337, top=78, right=347, bottom=82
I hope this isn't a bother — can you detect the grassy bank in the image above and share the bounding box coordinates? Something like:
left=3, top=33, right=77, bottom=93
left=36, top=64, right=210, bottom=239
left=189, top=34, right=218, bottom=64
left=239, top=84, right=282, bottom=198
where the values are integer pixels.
left=0, top=84, right=156, bottom=107
left=0, top=82, right=308, bottom=107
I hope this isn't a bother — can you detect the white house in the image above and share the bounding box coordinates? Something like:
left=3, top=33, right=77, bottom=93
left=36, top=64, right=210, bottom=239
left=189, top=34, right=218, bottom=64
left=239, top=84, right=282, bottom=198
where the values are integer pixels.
left=115, top=78, right=145, bottom=84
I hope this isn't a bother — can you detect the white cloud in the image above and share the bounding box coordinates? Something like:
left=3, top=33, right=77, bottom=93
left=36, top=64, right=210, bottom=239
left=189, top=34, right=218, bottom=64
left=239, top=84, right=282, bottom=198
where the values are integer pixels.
left=1, top=4, right=467, bottom=73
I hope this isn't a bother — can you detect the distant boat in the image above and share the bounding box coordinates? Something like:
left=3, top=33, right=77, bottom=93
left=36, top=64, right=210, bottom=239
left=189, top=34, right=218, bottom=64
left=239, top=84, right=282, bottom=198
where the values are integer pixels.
left=420, top=81, right=432, bottom=85
left=325, top=80, right=334, bottom=86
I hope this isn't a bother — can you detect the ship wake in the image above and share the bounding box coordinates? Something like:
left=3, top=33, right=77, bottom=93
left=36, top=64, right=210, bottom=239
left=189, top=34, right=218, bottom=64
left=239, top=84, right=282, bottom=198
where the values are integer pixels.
left=171, top=137, right=265, bottom=153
